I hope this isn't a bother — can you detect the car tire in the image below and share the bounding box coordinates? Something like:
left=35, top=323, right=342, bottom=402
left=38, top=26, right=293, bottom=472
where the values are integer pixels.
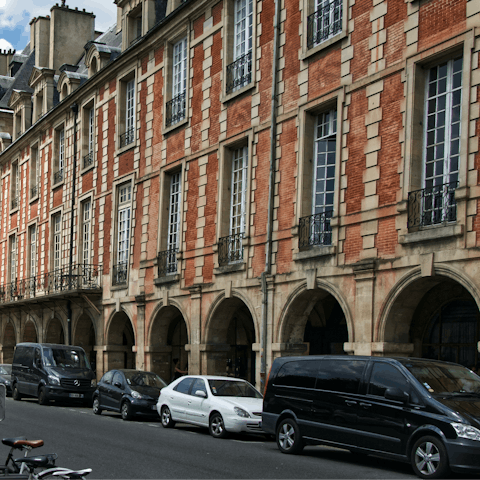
left=209, top=412, right=228, bottom=439
left=92, top=397, right=102, bottom=415
left=411, top=435, right=450, bottom=479
left=161, top=406, right=175, bottom=428
left=12, top=384, right=21, bottom=401
left=38, top=386, right=49, bottom=405
left=276, top=418, right=304, bottom=454
left=121, top=401, right=133, bottom=421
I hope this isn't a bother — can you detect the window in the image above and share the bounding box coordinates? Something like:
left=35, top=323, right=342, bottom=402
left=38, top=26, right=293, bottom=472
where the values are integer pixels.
left=52, top=213, right=62, bottom=272
left=407, top=55, right=463, bottom=229
left=9, top=235, right=16, bottom=284
left=226, top=0, right=253, bottom=94
left=166, top=37, right=187, bottom=128
left=128, top=5, right=143, bottom=46
left=29, top=224, right=37, bottom=277
left=54, top=127, right=65, bottom=185
left=101, top=371, right=114, bottom=385
left=81, top=200, right=91, bottom=266
left=190, top=378, right=207, bottom=396
left=119, top=76, right=136, bottom=148
left=114, top=183, right=131, bottom=286
left=367, top=363, right=409, bottom=398
left=174, top=377, right=194, bottom=394
left=316, top=359, right=366, bottom=394
left=30, top=146, right=39, bottom=199
left=11, top=161, right=19, bottom=210
left=308, top=0, right=343, bottom=50
left=82, top=106, right=95, bottom=169
left=274, top=360, right=319, bottom=389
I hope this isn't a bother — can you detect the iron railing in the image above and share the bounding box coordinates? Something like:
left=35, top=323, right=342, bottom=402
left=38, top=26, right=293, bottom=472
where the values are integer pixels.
left=30, top=185, right=38, bottom=198
left=218, top=233, right=244, bottom=265
left=0, top=264, right=102, bottom=304
left=83, top=151, right=94, bottom=169
left=112, top=262, right=128, bottom=286
left=165, top=92, right=186, bottom=127
left=407, top=182, right=458, bottom=229
left=226, top=52, right=252, bottom=94
left=307, top=0, right=343, bottom=49
left=53, top=169, right=64, bottom=185
left=11, top=196, right=19, bottom=210
left=157, top=248, right=178, bottom=277
left=120, top=128, right=135, bottom=148
left=299, top=210, right=333, bottom=249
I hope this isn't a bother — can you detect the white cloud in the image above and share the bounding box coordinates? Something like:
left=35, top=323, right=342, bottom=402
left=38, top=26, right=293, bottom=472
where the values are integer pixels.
left=0, top=38, right=13, bottom=51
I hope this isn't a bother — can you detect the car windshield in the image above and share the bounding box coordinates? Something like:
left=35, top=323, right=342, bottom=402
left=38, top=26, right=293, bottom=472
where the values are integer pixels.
left=404, top=362, right=480, bottom=396
left=208, top=379, right=262, bottom=398
left=43, top=348, right=90, bottom=369
left=124, top=371, right=167, bottom=389
left=0, top=366, right=11, bottom=375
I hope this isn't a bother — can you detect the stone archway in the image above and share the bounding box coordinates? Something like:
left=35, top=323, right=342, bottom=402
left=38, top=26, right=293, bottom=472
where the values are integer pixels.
left=2, top=320, right=16, bottom=363
left=105, top=311, right=135, bottom=370
left=149, top=305, right=188, bottom=383
left=23, top=319, right=38, bottom=343
left=74, top=313, right=96, bottom=370
left=45, top=318, right=65, bottom=344
left=279, top=287, right=349, bottom=357
left=205, top=297, right=257, bottom=384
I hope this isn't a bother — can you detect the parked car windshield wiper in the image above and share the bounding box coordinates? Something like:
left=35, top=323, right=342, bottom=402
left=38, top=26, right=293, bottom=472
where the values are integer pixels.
left=440, top=392, right=480, bottom=399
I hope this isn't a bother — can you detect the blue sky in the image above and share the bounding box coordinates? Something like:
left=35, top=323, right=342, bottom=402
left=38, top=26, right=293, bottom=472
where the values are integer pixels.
left=0, top=1, right=117, bottom=52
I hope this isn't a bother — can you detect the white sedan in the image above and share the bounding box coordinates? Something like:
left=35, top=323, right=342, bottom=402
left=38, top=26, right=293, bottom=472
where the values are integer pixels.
left=157, top=375, right=263, bottom=438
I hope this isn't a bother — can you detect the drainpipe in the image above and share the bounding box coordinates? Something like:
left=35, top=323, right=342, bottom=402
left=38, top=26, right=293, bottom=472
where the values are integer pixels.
left=67, top=103, right=79, bottom=346
left=260, top=0, right=281, bottom=390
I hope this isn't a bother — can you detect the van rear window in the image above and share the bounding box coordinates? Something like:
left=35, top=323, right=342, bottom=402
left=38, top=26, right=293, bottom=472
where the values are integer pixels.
left=274, top=360, right=318, bottom=389
left=316, top=359, right=366, bottom=394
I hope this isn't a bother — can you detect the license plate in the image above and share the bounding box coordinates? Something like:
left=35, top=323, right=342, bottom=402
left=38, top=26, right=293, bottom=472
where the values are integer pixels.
left=69, top=393, right=84, bottom=398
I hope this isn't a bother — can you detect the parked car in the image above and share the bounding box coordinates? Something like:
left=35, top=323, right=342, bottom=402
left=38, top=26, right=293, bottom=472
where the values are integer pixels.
left=157, top=375, right=263, bottom=438
left=93, top=369, right=167, bottom=421
left=262, top=355, right=480, bottom=479
left=12, top=343, right=96, bottom=405
left=0, top=365, right=12, bottom=395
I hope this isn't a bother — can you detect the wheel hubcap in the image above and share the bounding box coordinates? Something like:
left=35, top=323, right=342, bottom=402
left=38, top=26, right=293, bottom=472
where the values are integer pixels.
left=162, top=409, right=170, bottom=425
left=212, top=417, right=223, bottom=435
left=279, top=424, right=295, bottom=450
left=415, top=442, right=440, bottom=475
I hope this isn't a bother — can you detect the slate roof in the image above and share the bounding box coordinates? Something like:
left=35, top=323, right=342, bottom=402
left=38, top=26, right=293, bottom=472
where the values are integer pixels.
left=0, top=49, right=35, bottom=109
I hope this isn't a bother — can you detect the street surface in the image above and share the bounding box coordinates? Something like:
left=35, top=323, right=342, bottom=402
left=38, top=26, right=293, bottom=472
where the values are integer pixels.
left=1, top=398, right=420, bottom=479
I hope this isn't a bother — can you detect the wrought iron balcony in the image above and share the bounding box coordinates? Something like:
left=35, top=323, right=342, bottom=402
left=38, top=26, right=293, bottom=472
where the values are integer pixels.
left=11, top=196, right=19, bottom=210
left=83, top=151, right=94, bottom=169
left=226, top=52, right=252, bottom=94
left=218, top=233, right=244, bottom=266
left=165, top=92, right=186, bottom=128
left=30, top=185, right=38, bottom=198
left=157, top=248, right=179, bottom=277
left=299, top=210, right=333, bottom=249
left=0, top=264, right=102, bottom=305
left=120, top=128, right=135, bottom=148
left=307, top=0, right=343, bottom=49
left=53, top=169, right=64, bottom=185
left=112, top=262, right=128, bottom=286
left=407, top=182, right=458, bottom=229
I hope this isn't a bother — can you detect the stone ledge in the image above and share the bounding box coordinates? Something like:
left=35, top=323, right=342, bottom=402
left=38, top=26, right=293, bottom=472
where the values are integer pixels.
left=293, top=245, right=336, bottom=261
left=154, top=274, right=180, bottom=286
left=399, top=224, right=463, bottom=244
left=213, top=262, right=246, bottom=275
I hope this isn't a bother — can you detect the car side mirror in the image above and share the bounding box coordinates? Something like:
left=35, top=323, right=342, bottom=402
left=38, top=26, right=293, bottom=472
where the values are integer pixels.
left=385, top=387, right=409, bottom=403
left=114, top=382, right=122, bottom=388
left=194, top=390, right=207, bottom=398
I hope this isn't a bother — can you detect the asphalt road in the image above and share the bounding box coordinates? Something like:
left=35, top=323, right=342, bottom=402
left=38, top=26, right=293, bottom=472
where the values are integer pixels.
left=0, top=397, right=420, bottom=479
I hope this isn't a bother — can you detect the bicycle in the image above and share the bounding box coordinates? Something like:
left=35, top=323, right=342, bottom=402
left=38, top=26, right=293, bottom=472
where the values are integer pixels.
left=15, top=456, right=91, bottom=480
left=0, top=437, right=45, bottom=474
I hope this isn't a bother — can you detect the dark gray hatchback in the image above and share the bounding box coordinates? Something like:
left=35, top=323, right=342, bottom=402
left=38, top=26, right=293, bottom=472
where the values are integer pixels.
left=262, top=356, right=480, bottom=479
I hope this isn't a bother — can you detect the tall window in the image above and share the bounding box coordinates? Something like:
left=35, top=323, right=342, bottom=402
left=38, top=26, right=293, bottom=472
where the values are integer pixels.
left=308, top=0, right=343, bottom=49
left=30, top=146, right=39, bottom=198
left=226, top=0, right=253, bottom=94
left=166, top=172, right=181, bottom=274
left=82, top=200, right=91, bottom=265
left=115, top=184, right=131, bottom=285
left=9, top=235, right=16, bottom=284
left=167, top=37, right=187, bottom=127
left=88, top=108, right=94, bottom=157
left=29, top=224, right=37, bottom=277
left=54, top=128, right=65, bottom=184
left=120, top=79, right=135, bottom=147
left=421, top=56, right=463, bottom=226
left=11, top=161, right=19, bottom=210
left=53, top=213, right=62, bottom=272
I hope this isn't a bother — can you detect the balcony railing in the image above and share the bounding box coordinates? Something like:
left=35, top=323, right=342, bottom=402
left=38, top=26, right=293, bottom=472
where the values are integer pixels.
left=218, top=233, right=244, bottom=266
left=307, top=0, right=343, bottom=49
left=112, top=262, right=128, bottom=286
left=407, top=182, right=458, bottom=229
left=165, top=92, right=186, bottom=128
left=11, top=196, right=19, bottom=210
left=30, top=185, right=38, bottom=198
left=83, top=151, right=94, bottom=169
left=157, top=248, right=178, bottom=277
left=0, top=264, right=102, bottom=304
left=120, top=128, right=135, bottom=148
left=299, top=210, right=333, bottom=249
left=226, top=52, right=252, bottom=94
left=53, top=169, right=64, bottom=185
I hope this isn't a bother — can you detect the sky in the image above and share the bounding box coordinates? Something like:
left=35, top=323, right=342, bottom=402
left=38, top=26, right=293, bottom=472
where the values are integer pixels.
left=0, top=1, right=118, bottom=52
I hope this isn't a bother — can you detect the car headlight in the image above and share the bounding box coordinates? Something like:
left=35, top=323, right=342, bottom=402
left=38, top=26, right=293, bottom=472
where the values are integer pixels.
left=234, top=407, right=250, bottom=418
left=91, top=379, right=97, bottom=387
left=131, top=390, right=142, bottom=399
left=451, top=423, right=480, bottom=441
left=48, top=375, right=60, bottom=385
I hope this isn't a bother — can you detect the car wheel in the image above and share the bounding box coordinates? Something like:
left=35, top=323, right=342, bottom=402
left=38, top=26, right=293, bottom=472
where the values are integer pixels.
left=161, top=406, right=175, bottom=428
left=121, top=401, right=133, bottom=421
left=12, top=384, right=21, bottom=401
left=276, top=418, right=304, bottom=454
left=209, top=412, right=228, bottom=439
left=411, top=435, right=450, bottom=479
left=92, top=397, right=102, bottom=415
left=38, top=386, right=49, bottom=405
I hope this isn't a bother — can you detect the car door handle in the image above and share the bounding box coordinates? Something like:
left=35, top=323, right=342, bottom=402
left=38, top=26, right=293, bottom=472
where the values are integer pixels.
left=359, top=402, right=372, bottom=409
left=345, top=400, right=357, bottom=407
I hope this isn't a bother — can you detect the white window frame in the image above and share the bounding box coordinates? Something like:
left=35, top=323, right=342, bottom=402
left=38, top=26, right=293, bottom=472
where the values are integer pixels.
left=9, top=235, right=16, bottom=284
left=166, top=172, right=181, bottom=273
left=117, top=183, right=132, bottom=274
left=29, top=224, right=37, bottom=277
left=53, top=213, right=62, bottom=272
left=82, top=200, right=91, bottom=266
left=59, top=128, right=65, bottom=173
left=88, top=108, right=95, bottom=155
left=126, top=79, right=135, bottom=135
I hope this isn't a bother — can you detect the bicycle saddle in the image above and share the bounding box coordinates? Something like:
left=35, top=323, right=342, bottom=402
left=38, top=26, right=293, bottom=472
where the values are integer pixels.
left=2, top=437, right=27, bottom=447
left=14, top=454, right=56, bottom=468
left=13, top=440, right=44, bottom=448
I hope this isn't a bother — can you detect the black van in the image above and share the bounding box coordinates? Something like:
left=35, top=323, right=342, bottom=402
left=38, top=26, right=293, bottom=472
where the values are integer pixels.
left=12, top=343, right=96, bottom=406
left=263, top=355, right=480, bottom=479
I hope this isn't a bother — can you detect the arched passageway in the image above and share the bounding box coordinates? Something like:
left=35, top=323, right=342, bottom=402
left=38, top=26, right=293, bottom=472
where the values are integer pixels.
left=23, top=319, right=37, bottom=343
left=45, top=318, right=65, bottom=344
left=106, top=312, right=135, bottom=370
left=74, top=314, right=96, bottom=370
left=2, top=321, right=16, bottom=363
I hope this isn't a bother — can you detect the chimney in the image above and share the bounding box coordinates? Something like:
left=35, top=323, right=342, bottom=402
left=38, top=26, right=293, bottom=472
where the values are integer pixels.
left=34, top=16, right=51, bottom=69
left=49, top=5, right=96, bottom=73
left=0, top=49, right=15, bottom=76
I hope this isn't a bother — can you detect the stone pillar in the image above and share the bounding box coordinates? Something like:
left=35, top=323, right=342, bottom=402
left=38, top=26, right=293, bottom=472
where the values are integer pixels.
left=135, top=295, right=146, bottom=371
left=189, top=286, right=202, bottom=374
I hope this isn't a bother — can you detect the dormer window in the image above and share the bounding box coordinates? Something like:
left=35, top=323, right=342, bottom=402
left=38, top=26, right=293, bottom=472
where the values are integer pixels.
left=128, top=5, right=143, bottom=46
left=91, top=56, right=98, bottom=76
